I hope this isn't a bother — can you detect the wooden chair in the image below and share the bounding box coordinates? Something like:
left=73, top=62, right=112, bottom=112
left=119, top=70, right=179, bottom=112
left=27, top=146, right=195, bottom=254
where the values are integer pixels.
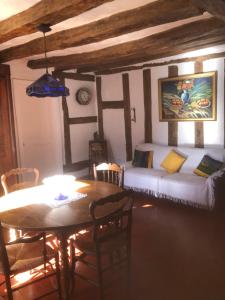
left=93, top=163, right=124, bottom=187
left=0, top=224, right=62, bottom=300
left=71, top=190, right=133, bottom=300
left=1, top=168, right=40, bottom=241
left=1, top=167, right=39, bottom=195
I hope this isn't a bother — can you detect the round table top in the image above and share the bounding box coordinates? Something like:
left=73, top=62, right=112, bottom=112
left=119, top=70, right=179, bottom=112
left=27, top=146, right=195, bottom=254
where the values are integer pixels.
left=0, top=180, right=123, bottom=232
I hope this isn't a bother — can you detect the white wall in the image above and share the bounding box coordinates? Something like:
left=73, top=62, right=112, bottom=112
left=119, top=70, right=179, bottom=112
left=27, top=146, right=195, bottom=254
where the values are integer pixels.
left=100, top=57, right=225, bottom=163
left=129, top=70, right=145, bottom=149
left=9, top=50, right=225, bottom=177
left=10, top=61, right=64, bottom=180
left=101, top=71, right=145, bottom=164
left=101, top=75, right=126, bottom=163
left=64, top=77, right=97, bottom=177
left=9, top=60, right=97, bottom=180
left=203, top=58, right=224, bottom=147
left=151, top=59, right=224, bottom=148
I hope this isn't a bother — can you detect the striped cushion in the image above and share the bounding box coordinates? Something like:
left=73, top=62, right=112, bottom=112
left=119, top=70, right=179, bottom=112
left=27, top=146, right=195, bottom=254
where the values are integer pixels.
left=194, top=155, right=224, bottom=178
left=132, top=150, right=153, bottom=168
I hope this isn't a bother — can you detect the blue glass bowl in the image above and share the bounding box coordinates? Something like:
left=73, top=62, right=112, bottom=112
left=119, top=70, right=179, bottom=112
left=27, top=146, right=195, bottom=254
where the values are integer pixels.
left=54, top=193, right=68, bottom=201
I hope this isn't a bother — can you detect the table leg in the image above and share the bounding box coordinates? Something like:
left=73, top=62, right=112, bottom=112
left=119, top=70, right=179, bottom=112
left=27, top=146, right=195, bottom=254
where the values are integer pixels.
left=56, top=231, right=71, bottom=300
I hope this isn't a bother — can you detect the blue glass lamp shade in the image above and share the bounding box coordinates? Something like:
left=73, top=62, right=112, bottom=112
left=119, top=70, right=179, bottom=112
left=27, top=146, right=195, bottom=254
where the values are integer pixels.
left=26, top=73, right=70, bottom=97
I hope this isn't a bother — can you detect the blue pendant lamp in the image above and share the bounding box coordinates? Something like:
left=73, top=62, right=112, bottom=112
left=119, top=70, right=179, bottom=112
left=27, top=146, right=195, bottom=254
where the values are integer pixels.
left=26, top=24, right=69, bottom=97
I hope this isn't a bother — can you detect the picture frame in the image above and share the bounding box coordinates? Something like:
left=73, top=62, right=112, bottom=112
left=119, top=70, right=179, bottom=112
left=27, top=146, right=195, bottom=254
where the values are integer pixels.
left=158, top=71, right=217, bottom=121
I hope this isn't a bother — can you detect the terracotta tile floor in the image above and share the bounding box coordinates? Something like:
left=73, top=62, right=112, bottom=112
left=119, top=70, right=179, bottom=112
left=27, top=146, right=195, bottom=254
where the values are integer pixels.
left=1, top=193, right=225, bottom=300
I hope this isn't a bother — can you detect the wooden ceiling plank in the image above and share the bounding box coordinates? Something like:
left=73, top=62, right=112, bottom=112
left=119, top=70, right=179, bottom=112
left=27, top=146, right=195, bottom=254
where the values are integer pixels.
left=0, top=0, right=112, bottom=44
left=191, top=0, right=225, bottom=22
left=0, top=0, right=202, bottom=63
left=27, top=17, right=225, bottom=71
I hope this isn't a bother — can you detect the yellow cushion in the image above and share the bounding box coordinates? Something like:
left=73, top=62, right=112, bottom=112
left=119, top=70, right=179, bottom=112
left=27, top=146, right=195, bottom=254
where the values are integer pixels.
left=161, top=150, right=186, bottom=174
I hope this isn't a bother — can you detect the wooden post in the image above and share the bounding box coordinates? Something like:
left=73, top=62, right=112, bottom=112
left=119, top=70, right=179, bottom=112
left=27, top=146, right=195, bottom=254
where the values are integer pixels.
left=168, top=65, right=178, bottom=146
left=143, top=69, right=152, bottom=143
left=96, top=77, right=104, bottom=139
left=123, top=73, right=133, bottom=161
left=194, top=61, right=204, bottom=148
left=61, top=77, right=72, bottom=165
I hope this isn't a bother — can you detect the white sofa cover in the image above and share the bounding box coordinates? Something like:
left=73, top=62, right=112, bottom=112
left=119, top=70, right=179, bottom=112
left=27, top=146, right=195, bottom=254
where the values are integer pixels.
left=124, top=143, right=225, bottom=209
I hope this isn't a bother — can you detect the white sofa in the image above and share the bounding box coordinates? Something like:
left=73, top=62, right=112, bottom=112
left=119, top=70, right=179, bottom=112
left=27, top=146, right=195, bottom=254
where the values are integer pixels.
left=124, top=143, right=225, bottom=209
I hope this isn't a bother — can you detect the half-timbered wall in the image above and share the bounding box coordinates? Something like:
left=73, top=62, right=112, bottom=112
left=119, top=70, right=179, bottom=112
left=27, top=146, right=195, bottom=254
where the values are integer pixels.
left=7, top=51, right=225, bottom=179
left=8, top=61, right=97, bottom=180
left=62, top=74, right=97, bottom=177
left=100, top=57, right=224, bottom=163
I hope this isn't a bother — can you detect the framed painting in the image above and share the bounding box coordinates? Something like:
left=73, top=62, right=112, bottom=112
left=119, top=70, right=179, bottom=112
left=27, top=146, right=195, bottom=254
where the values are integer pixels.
left=158, top=71, right=217, bottom=121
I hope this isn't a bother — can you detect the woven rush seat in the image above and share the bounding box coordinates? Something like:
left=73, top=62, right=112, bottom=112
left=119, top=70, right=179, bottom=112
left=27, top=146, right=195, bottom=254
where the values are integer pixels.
left=0, top=238, right=55, bottom=274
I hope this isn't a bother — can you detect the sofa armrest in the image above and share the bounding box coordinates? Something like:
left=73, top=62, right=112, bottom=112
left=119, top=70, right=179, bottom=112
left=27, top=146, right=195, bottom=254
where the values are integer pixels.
left=207, top=168, right=225, bottom=210
left=122, top=161, right=133, bottom=171
left=208, top=168, right=225, bottom=180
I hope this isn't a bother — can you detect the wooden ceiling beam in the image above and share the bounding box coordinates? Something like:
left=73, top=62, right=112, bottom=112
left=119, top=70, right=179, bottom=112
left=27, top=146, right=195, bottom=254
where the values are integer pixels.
left=0, top=0, right=202, bottom=63
left=27, top=17, right=225, bottom=71
left=191, top=0, right=225, bottom=22
left=77, top=38, right=225, bottom=73
left=94, top=50, right=225, bottom=75
left=0, top=0, right=112, bottom=44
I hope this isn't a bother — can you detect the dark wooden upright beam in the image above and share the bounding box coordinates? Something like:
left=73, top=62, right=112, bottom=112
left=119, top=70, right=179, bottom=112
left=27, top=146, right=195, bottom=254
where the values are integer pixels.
left=0, top=0, right=112, bottom=44
left=123, top=73, right=132, bottom=161
left=143, top=69, right=152, bottom=143
left=168, top=66, right=178, bottom=147
left=96, top=77, right=104, bottom=140
left=61, top=82, right=71, bottom=165
left=224, top=59, right=225, bottom=148
left=195, top=121, right=204, bottom=148
left=194, top=61, right=204, bottom=148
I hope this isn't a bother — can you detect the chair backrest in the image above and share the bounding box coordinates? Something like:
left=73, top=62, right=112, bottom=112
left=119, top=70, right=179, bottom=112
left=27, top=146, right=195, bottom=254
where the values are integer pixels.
left=93, top=163, right=124, bottom=187
left=0, top=224, right=11, bottom=276
left=89, top=190, right=133, bottom=246
left=1, top=167, right=39, bottom=195
left=0, top=223, right=46, bottom=271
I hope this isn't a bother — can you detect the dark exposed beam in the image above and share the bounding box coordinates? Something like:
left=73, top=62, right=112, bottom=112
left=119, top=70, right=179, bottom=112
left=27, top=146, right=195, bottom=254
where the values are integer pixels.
left=192, top=0, right=225, bottom=22
left=0, top=0, right=112, bottom=44
left=69, top=116, right=97, bottom=125
left=27, top=17, right=225, bottom=72
left=94, top=50, right=225, bottom=75
left=102, top=101, right=124, bottom=109
left=0, top=0, right=202, bottom=63
left=53, top=71, right=95, bottom=82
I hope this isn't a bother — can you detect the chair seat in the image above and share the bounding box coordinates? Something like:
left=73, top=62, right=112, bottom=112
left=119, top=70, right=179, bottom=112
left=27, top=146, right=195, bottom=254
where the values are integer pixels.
left=0, top=239, right=55, bottom=274
left=75, top=228, right=127, bottom=255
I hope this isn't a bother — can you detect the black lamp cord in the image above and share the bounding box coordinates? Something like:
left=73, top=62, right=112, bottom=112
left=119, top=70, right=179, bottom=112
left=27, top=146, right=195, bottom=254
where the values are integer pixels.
left=43, top=31, right=49, bottom=74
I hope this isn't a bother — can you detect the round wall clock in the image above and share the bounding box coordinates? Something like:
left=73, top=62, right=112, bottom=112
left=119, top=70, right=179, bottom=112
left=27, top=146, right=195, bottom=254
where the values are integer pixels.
left=76, top=88, right=91, bottom=105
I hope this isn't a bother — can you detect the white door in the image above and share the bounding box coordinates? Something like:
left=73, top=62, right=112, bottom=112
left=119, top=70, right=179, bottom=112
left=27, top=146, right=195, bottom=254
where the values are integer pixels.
left=12, top=79, right=63, bottom=180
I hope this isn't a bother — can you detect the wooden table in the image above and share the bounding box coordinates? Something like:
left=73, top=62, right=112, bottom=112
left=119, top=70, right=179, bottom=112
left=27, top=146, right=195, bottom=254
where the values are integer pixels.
left=0, top=180, right=123, bottom=300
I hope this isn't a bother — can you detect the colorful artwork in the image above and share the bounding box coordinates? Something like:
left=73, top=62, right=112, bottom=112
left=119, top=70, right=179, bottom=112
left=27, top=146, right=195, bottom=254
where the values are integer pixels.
left=158, top=71, right=217, bottom=121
